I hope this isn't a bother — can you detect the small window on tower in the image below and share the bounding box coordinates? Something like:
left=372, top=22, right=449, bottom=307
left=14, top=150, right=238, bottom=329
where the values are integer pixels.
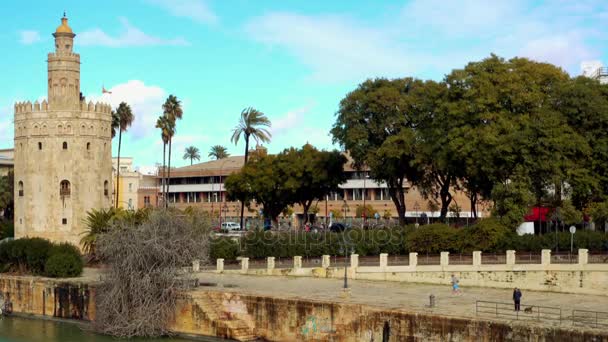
left=62, top=218, right=67, bottom=225
left=60, top=180, right=71, bottom=196
left=63, top=142, right=68, bottom=150
left=38, top=142, right=42, bottom=150
left=104, top=180, right=109, bottom=196
left=18, top=181, right=24, bottom=197
left=86, top=142, right=91, bottom=150
left=65, top=44, right=70, bottom=50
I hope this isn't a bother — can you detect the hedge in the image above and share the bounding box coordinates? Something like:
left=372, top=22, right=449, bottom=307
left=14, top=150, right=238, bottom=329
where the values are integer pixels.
left=228, top=220, right=608, bottom=259
left=0, top=238, right=83, bottom=277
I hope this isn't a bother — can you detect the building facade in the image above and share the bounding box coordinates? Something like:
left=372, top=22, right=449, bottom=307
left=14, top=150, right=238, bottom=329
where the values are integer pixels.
left=0, top=149, right=13, bottom=177
left=112, top=157, right=140, bottom=210
left=154, top=146, right=487, bottom=225
left=13, top=15, right=113, bottom=246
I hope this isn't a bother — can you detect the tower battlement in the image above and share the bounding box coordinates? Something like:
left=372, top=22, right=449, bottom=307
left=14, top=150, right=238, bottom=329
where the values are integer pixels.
left=14, top=100, right=112, bottom=114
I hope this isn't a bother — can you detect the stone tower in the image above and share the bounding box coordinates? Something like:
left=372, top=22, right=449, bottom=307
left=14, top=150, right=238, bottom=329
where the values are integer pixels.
left=13, top=15, right=113, bottom=247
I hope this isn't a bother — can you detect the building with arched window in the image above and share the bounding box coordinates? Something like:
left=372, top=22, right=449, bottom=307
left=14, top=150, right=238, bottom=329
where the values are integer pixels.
left=12, top=15, right=112, bottom=246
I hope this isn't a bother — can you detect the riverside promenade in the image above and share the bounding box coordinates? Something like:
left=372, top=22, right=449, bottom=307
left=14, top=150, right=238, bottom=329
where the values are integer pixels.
left=195, top=272, right=608, bottom=329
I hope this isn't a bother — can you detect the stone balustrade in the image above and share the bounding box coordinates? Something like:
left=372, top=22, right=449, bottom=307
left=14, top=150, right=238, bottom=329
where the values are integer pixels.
left=211, top=249, right=608, bottom=296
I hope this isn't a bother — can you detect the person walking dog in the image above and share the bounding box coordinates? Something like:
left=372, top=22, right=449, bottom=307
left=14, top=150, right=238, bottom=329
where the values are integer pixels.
left=513, top=288, right=522, bottom=311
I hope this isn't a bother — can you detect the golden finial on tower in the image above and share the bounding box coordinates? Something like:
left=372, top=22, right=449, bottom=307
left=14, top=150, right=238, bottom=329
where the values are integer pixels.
left=55, top=11, right=73, bottom=34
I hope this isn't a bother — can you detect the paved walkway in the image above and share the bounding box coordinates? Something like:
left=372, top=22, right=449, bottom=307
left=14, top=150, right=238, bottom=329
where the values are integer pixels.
left=194, top=273, right=608, bottom=328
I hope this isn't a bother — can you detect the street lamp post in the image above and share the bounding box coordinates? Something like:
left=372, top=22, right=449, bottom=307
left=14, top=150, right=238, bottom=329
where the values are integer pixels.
left=362, top=173, right=368, bottom=224
left=342, top=200, right=349, bottom=223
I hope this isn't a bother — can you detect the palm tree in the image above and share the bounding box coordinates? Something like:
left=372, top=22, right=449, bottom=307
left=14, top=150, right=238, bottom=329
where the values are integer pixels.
left=114, top=102, right=135, bottom=209
left=183, top=146, right=201, bottom=165
left=231, top=107, right=272, bottom=229
left=80, top=208, right=118, bottom=261
left=156, top=115, right=172, bottom=206
left=162, top=95, right=183, bottom=208
left=208, top=145, right=230, bottom=160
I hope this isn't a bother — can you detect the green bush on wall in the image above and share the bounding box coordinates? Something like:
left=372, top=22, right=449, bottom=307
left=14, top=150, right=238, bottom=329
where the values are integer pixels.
left=0, top=238, right=83, bottom=277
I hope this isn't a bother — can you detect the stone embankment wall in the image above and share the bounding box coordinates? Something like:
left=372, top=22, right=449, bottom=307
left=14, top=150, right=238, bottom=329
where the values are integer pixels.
left=213, top=249, right=608, bottom=296
left=174, top=291, right=608, bottom=342
left=0, top=275, right=94, bottom=320
left=2, top=275, right=607, bottom=341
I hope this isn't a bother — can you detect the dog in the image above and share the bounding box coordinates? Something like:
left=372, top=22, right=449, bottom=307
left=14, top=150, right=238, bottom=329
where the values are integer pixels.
left=524, top=306, right=534, bottom=313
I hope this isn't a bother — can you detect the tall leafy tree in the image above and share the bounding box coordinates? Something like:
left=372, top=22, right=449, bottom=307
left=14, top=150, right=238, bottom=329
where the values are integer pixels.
left=208, top=145, right=230, bottom=160
left=155, top=115, right=172, bottom=206
left=162, top=95, right=183, bottom=208
left=282, top=144, right=347, bottom=225
left=231, top=107, right=272, bottom=229
left=225, top=154, right=291, bottom=227
left=114, top=102, right=135, bottom=208
left=183, top=146, right=201, bottom=165
left=332, top=78, right=424, bottom=225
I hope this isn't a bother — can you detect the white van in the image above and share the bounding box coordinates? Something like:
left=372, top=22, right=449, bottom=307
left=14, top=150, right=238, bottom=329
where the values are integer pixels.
left=221, top=222, right=241, bottom=231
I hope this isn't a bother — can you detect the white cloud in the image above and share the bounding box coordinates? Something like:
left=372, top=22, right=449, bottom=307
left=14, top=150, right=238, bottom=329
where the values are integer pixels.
left=519, top=33, right=593, bottom=69
left=88, top=80, right=166, bottom=139
left=245, top=2, right=607, bottom=81
left=146, top=0, right=218, bottom=25
left=245, top=13, right=413, bottom=82
left=271, top=102, right=315, bottom=136
left=78, top=17, right=189, bottom=47
left=18, top=30, right=41, bottom=45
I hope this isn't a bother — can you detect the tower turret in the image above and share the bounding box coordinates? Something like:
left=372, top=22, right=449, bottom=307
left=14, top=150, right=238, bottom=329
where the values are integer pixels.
left=48, top=13, right=80, bottom=109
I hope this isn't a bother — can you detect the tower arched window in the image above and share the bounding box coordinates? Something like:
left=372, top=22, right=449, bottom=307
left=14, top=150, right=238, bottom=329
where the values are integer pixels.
left=104, top=180, right=109, bottom=196
left=86, top=142, right=91, bottom=150
left=60, top=180, right=71, bottom=196
left=63, top=141, right=68, bottom=150
left=38, top=142, right=42, bottom=150
left=18, top=181, right=24, bottom=197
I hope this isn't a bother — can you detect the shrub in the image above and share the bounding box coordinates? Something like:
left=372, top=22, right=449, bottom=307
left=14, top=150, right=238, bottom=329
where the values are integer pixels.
left=0, top=238, right=82, bottom=277
left=0, top=221, right=14, bottom=239
left=459, top=218, right=510, bottom=252
left=44, top=252, right=83, bottom=278
left=210, top=237, right=239, bottom=260
left=407, top=224, right=458, bottom=254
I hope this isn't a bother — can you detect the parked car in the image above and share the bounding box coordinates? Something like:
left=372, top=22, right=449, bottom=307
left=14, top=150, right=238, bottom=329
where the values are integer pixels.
left=329, top=222, right=350, bottom=232
left=221, top=222, right=241, bottom=231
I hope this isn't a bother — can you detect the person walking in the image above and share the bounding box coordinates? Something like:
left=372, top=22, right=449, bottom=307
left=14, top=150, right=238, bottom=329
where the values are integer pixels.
left=513, top=288, right=522, bottom=311
left=451, top=274, right=461, bottom=295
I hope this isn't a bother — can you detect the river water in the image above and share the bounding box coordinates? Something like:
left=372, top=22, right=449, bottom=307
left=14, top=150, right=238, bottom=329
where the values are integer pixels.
left=0, top=316, right=226, bottom=342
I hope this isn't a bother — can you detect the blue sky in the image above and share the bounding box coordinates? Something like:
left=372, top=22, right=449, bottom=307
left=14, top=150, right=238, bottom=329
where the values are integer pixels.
left=1, top=0, right=607, bottom=171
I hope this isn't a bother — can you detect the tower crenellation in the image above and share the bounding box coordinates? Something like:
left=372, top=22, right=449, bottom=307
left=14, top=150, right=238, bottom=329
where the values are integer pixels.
left=13, top=14, right=113, bottom=247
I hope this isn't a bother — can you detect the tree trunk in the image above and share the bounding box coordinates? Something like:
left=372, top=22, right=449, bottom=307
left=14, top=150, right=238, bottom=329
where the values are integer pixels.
left=470, top=192, right=478, bottom=219
left=161, top=142, right=166, bottom=208
left=301, top=200, right=312, bottom=227
left=167, top=138, right=172, bottom=209
left=239, top=135, right=250, bottom=230
left=190, top=157, right=193, bottom=165
left=387, top=179, right=406, bottom=225
left=438, top=174, right=453, bottom=220
left=115, top=130, right=122, bottom=208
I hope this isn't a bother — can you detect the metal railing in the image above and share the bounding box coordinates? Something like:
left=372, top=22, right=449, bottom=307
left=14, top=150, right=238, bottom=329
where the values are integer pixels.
left=476, top=300, right=562, bottom=325
left=593, top=67, right=608, bottom=79
left=572, top=309, right=608, bottom=329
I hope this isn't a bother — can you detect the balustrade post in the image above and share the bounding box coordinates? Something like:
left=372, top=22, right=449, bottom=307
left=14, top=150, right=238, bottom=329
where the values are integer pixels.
left=379, top=253, right=388, bottom=268
left=267, top=257, right=275, bottom=270
left=506, top=250, right=516, bottom=265
left=217, top=258, right=224, bottom=272
left=473, top=251, right=482, bottom=267
left=241, top=257, right=249, bottom=273
left=578, top=249, right=588, bottom=265
left=294, top=256, right=302, bottom=270
left=440, top=251, right=450, bottom=266
left=541, top=249, right=551, bottom=266
left=409, top=252, right=418, bottom=267
left=322, top=255, right=331, bottom=268
left=192, top=259, right=200, bottom=272
left=350, top=254, right=359, bottom=269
